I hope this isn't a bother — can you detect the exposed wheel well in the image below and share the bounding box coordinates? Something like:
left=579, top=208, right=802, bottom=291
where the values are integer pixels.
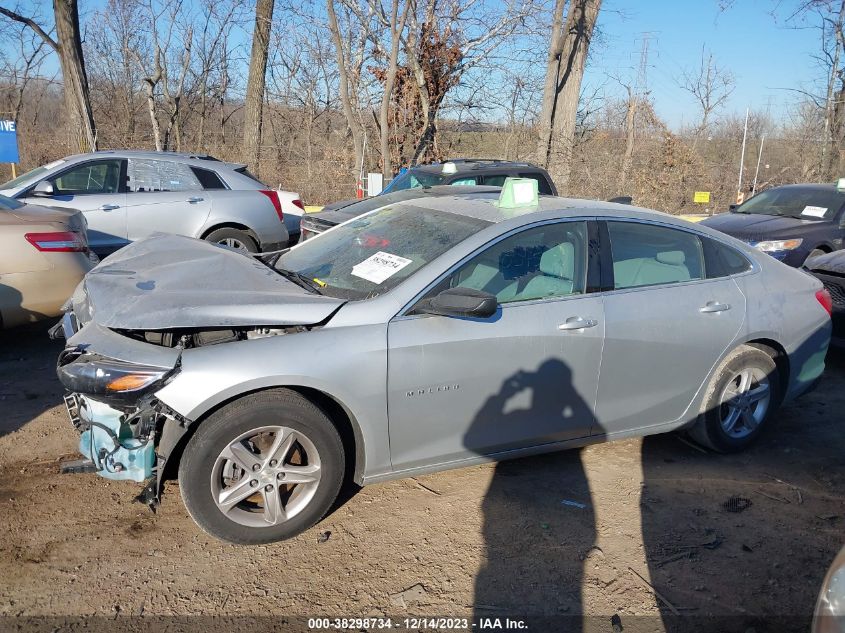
left=161, top=386, right=364, bottom=487
left=744, top=338, right=789, bottom=403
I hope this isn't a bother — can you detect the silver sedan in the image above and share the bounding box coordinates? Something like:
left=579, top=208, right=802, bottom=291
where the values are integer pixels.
left=54, top=189, right=831, bottom=543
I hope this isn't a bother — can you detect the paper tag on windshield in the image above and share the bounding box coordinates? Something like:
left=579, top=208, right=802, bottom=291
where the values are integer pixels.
left=802, top=205, right=827, bottom=218
left=351, top=251, right=413, bottom=284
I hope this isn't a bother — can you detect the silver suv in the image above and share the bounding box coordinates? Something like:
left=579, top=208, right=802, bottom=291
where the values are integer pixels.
left=0, top=150, right=289, bottom=254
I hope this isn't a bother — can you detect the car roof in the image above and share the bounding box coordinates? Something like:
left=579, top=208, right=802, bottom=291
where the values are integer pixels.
left=60, top=150, right=243, bottom=169
left=410, top=159, right=545, bottom=175
left=764, top=183, right=840, bottom=192
left=396, top=193, right=675, bottom=224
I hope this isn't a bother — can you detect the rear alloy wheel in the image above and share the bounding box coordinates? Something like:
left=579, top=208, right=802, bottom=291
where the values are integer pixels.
left=688, top=344, right=781, bottom=453
left=204, top=227, right=258, bottom=253
left=179, top=389, right=344, bottom=544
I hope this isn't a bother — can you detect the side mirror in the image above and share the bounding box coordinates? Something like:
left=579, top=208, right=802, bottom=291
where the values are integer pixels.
left=418, top=287, right=498, bottom=319
left=32, top=181, right=55, bottom=197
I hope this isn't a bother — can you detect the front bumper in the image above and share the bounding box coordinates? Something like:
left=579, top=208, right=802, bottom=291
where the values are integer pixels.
left=65, top=393, right=155, bottom=482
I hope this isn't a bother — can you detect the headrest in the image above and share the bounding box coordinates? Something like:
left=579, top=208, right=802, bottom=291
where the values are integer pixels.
left=539, top=242, right=575, bottom=278
left=656, top=250, right=685, bottom=266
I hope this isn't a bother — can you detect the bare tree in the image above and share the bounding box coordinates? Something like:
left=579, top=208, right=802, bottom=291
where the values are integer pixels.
left=536, top=0, right=602, bottom=194
left=374, top=0, right=410, bottom=179
left=243, top=0, right=274, bottom=176
left=326, top=0, right=369, bottom=175
left=0, top=0, right=97, bottom=151
left=678, top=45, right=735, bottom=141
left=132, top=0, right=194, bottom=151
left=0, top=20, right=50, bottom=124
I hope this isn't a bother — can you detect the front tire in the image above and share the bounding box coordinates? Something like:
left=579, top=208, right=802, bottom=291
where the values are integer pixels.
left=178, top=389, right=345, bottom=544
left=688, top=345, right=781, bottom=453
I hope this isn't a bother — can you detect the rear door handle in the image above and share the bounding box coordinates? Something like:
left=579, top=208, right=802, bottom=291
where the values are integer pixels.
left=558, top=316, right=598, bottom=331
left=700, top=301, right=731, bottom=313
left=187, top=196, right=204, bottom=203
left=99, top=204, right=120, bottom=211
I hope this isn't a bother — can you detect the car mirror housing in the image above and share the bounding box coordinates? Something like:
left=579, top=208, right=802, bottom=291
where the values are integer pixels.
left=32, top=181, right=55, bottom=197
left=418, top=287, right=498, bottom=319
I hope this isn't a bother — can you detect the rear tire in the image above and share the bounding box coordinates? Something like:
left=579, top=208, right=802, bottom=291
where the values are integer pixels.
left=204, top=228, right=258, bottom=253
left=178, top=389, right=344, bottom=544
left=688, top=345, right=781, bottom=453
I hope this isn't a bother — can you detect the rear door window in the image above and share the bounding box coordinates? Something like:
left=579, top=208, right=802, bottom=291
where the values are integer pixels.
left=127, top=159, right=202, bottom=193
left=607, top=221, right=705, bottom=289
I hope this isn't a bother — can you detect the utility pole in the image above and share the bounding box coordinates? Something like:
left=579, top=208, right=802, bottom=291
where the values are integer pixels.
left=737, top=107, right=749, bottom=204
left=752, top=135, right=765, bottom=196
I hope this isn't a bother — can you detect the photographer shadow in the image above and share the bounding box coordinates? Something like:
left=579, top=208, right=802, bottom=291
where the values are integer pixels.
left=465, top=359, right=604, bottom=631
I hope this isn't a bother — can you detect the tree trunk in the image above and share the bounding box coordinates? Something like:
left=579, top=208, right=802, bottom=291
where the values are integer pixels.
left=536, top=0, right=601, bottom=194
left=243, top=0, right=275, bottom=178
left=620, top=86, right=636, bottom=189
left=327, top=0, right=364, bottom=173
left=379, top=0, right=409, bottom=180
left=0, top=1, right=98, bottom=152
left=53, top=0, right=97, bottom=152
left=536, top=0, right=566, bottom=169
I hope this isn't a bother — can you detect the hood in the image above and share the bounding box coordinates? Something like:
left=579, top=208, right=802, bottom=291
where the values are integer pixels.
left=805, top=249, right=845, bottom=274
left=701, top=212, right=825, bottom=239
left=320, top=198, right=360, bottom=213
left=74, top=233, right=346, bottom=330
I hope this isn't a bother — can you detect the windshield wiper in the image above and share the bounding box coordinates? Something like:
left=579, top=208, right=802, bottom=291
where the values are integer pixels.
left=275, top=268, right=323, bottom=294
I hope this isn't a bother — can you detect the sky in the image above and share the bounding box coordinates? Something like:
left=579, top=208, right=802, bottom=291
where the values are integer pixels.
left=587, top=0, right=823, bottom=129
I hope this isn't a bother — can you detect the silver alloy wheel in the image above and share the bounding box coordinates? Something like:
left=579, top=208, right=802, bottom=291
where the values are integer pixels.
left=718, top=367, right=771, bottom=439
left=210, top=425, right=322, bottom=528
left=218, top=237, right=248, bottom=251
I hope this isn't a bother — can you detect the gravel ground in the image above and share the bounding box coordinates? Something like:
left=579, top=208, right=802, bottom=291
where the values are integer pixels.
left=1, top=324, right=843, bottom=632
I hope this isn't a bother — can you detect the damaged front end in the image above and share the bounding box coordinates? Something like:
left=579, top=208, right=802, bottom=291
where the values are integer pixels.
left=58, top=348, right=178, bottom=484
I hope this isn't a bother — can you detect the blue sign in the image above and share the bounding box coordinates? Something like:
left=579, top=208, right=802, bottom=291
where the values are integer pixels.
left=0, top=120, right=19, bottom=163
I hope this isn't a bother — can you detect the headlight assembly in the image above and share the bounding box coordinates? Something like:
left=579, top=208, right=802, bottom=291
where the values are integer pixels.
left=754, top=238, right=803, bottom=252
left=57, top=350, right=175, bottom=400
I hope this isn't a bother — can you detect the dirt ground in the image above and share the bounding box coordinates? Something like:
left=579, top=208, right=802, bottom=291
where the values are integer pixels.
left=0, top=323, right=843, bottom=632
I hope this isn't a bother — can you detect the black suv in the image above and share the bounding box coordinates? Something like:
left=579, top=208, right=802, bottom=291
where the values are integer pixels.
left=700, top=183, right=845, bottom=267
left=301, top=159, right=556, bottom=241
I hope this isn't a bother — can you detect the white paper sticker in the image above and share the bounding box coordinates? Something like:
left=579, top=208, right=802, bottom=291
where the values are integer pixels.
left=351, top=251, right=413, bottom=284
left=512, top=181, right=535, bottom=205
left=802, top=205, right=828, bottom=218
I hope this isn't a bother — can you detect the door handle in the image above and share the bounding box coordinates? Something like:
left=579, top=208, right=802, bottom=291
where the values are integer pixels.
left=187, top=196, right=204, bottom=203
left=98, top=204, right=120, bottom=211
left=700, top=301, right=731, bottom=313
left=558, top=316, right=598, bottom=331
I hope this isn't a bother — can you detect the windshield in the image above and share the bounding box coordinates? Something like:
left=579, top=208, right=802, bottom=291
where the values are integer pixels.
left=0, top=165, right=50, bottom=191
left=275, top=205, right=490, bottom=300
left=382, top=169, right=447, bottom=193
left=0, top=194, right=23, bottom=210
left=734, top=187, right=845, bottom=220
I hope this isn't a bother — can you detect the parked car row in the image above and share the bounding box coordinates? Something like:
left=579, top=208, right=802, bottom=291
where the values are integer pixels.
left=0, top=150, right=303, bottom=255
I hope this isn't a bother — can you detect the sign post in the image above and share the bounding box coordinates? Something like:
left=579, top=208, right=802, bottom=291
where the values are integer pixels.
left=0, top=120, right=20, bottom=178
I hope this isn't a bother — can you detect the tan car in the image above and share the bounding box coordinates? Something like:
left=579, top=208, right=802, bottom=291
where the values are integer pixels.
left=0, top=194, right=94, bottom=329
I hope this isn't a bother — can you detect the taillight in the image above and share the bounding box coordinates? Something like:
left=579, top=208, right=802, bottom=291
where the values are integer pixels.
left=25, top=231, right=87, bottom=253
left=292, top=198, right=305, bottom=212
left=259, top=190, right=283, bottom=221
left=816, top=288, right=833, bottom=316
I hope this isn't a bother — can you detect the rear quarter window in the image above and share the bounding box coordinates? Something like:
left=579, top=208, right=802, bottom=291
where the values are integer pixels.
left=190, top=167, right=227, bottom=190
left=702, top=237, right=752, bottom=278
